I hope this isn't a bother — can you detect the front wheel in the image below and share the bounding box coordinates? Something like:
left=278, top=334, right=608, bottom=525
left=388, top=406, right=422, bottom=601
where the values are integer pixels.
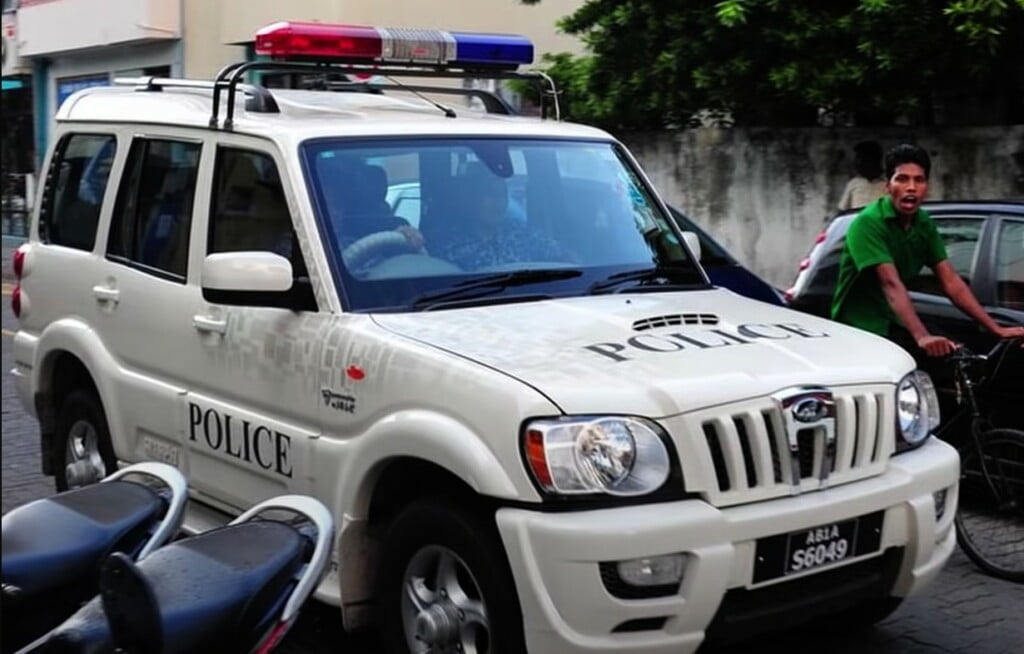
left=955, top=428, right=1024, bottom=582
left=375, top=499, right=526, bottom=654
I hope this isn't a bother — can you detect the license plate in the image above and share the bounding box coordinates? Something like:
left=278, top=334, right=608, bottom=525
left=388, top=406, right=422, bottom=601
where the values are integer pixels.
left=752, top=511, right=884, bottom=583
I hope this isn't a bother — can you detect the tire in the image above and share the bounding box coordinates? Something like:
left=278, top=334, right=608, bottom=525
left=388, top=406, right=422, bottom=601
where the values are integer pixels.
left=375, top=499, right=526, bottom=654
left=955, top=428, right=1024, bottom=583
left=54, top=388, right=117, bottom=492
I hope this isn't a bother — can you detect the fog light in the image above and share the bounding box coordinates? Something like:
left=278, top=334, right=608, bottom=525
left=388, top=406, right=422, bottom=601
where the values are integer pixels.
left=616, top=553, right=687, bottom=587
left=934, top=489, right=947, bottom=521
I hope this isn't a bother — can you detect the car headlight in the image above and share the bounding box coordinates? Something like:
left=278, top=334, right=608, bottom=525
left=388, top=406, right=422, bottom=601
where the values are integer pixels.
left=896, top=371, right=940, bottom=451
left=523, top=416, right=671, bottom=496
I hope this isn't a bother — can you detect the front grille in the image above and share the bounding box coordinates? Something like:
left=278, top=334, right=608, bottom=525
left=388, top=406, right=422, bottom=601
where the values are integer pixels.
left=632, top=313, right=719, bottom=331
left=686, top=387, right=892, bottom=506
left=702, top=548, right=904, bottom=648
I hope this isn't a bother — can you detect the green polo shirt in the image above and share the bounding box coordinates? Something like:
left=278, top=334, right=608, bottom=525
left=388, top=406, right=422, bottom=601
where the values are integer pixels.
left=830, top=196, right=947, bottom=336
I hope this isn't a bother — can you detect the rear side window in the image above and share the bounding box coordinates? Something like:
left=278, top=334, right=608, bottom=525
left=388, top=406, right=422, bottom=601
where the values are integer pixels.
left=908, top=217, right=984, bottom=296
left=107, top=138, right=202, bottom=281
left=995, top=219, right=1024, bottom=310
left=39, top=133, right=116, bottom=251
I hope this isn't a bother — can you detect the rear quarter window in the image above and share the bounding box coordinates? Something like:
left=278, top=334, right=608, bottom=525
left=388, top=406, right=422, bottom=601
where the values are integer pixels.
left=39, top=133, right=117, bottom=251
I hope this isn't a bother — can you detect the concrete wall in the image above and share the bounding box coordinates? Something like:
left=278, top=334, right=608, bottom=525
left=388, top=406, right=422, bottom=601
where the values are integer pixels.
left=623, top=126, right=1024, bottom=288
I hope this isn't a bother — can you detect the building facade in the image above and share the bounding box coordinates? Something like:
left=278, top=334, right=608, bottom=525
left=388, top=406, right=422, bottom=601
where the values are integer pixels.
left=10, top=0, right=583, bottom=167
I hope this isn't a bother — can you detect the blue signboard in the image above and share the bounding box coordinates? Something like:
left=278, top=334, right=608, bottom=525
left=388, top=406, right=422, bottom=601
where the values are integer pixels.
left=56, top=74, right=109, bottom=108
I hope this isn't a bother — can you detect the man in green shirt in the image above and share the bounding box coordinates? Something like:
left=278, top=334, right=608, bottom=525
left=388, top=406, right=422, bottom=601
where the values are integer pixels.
left=831, top=144, right=1024, bottom=357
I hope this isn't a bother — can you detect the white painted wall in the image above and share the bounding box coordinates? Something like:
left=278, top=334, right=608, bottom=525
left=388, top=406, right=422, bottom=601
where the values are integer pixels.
left=18, top=0, right=179, bottom=56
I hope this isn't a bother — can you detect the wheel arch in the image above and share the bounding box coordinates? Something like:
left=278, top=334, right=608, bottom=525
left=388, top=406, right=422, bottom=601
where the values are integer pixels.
left=33, top=321, right=118, bottom=475
left=333, top=426, right=525, bottom=632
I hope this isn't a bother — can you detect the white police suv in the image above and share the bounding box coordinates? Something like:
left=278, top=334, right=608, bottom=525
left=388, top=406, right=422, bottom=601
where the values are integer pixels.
left=9, top=20, right=959, bottom=654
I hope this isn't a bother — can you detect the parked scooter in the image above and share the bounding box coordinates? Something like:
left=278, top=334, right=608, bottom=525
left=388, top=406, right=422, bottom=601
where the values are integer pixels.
left=2, top=464, right=335, bottom=654
left=2, top=463, right=188, bottom=654
left=21, top=494, right=334, bottom=654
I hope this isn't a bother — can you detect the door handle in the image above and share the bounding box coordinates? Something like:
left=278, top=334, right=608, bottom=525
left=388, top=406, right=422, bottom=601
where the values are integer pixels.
left=192, top=314, right=228, bottom=334
left=92, top=285, right=120, bottom=303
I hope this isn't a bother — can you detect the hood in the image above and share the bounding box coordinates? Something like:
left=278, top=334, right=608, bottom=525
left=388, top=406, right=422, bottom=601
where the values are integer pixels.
left=371, top=289, right=914, bottom=417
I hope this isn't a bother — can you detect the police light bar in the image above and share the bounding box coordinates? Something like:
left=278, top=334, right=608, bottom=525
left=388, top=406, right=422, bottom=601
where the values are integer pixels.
left=254, top=21, right=534, bottom=69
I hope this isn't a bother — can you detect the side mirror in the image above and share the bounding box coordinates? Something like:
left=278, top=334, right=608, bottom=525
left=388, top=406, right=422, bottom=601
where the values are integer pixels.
left=681, top=231, right=702, bottom=262
left=202, top=251, right=293, bottom=292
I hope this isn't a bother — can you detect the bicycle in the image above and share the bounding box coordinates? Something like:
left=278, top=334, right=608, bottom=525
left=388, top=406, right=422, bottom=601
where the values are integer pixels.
left=938, top=338, right=1024, bottom=583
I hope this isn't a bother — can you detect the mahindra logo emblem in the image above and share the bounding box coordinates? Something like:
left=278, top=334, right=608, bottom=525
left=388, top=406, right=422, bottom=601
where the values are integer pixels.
left=792, top=397, right=828, bottom=423
left=771, top=386, right=837, bottom=494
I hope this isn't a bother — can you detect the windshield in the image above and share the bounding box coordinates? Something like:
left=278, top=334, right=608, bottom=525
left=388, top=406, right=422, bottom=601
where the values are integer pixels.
left=301, top=137, right=705, bottom=311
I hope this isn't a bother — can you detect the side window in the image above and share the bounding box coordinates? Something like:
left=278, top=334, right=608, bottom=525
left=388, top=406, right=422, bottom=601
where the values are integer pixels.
left=209, top=148, right=296, bottom=258
left=208, top=147, right=317, bottom=311
left=107, top=138, right=201, bottom=280
left=995, top=219, right=1024, bottom=310
left=39, top=133, right=117, bottom=251
left=908, top=217, right=984, bottom=295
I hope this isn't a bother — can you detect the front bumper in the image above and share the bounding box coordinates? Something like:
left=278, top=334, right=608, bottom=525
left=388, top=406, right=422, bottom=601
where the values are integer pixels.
left=496, top=437, right=958, bottom=654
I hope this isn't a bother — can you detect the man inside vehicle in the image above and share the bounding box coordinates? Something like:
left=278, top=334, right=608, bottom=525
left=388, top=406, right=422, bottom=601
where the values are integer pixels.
left=434, top=164, right=569, bottom=270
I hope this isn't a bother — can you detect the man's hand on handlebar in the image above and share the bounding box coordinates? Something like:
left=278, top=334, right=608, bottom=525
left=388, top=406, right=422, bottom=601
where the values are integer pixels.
left=917, top=334, right=960, bottom=357
left=992, top=325, right=1024, bottom=345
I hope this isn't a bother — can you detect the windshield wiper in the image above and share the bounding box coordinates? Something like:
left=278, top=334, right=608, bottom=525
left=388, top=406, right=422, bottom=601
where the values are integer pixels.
left=410, top=268, right=583, bottom=310
left=587, top=266, right=708, bottom=295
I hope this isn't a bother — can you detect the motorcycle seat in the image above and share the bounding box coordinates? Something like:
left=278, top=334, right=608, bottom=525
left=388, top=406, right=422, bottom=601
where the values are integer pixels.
left=25, top=593, right=115, bottom=654
left=1, top=481, right=166, bottom=598
left=101, top=520, right=309, bottom=654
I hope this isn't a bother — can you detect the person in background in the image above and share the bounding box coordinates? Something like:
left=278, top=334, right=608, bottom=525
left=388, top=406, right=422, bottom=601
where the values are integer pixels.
left=831, top=143, right=1024, bottom=361
left=837, top=140, right=886, bottom=211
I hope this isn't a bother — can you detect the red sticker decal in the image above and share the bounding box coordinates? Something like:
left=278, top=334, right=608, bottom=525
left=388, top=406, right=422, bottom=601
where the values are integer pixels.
left=346, top=365, right=366, bottom=381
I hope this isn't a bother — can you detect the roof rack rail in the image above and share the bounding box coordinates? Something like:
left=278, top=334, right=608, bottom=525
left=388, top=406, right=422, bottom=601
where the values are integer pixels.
left=113, top=76, right=280, bottom=115
left=209, top=60, right=559, bottom=131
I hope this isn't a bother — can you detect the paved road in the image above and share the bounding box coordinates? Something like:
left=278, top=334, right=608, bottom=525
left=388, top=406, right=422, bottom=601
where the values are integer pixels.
left=2, top=241, right=1022, bottom=653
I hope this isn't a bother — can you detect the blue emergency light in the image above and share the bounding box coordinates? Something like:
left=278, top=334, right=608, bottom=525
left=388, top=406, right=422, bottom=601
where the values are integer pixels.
left=254, top=21, right=534, bottom=69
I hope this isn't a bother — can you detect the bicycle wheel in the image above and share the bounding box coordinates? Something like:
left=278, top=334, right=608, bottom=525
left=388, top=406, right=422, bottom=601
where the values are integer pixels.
left=955, top=428, right=1024, bottom=582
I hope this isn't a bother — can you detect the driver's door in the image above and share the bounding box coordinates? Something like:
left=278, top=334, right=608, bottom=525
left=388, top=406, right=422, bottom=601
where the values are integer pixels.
left=180, top=142, right=328, bottom=511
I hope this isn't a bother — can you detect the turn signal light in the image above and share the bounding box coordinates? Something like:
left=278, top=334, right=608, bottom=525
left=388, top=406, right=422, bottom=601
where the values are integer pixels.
left=524, top=429, right=553, bottom=489
left=13, top=247, right=25, bottom=279
left=11, top=285, right=22, bottom=318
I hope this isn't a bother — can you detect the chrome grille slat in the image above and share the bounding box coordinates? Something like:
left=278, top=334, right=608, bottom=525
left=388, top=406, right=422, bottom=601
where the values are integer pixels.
left=713, top=417, right=750, bottom=492
left=855, top=394, right=878, bottom=467
left=740, top=411, right=775, bottom=487
left=767, top=408, right=793, bottom=486
left=835, top=395, right=857, bottom=473
left=875, top=392, right=893, bottom=458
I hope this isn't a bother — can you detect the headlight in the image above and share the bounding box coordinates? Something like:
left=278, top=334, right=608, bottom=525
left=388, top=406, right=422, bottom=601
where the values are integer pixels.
left=896, top=371, right=940, bottom=451
left=523, top=416, right=671, bottom=496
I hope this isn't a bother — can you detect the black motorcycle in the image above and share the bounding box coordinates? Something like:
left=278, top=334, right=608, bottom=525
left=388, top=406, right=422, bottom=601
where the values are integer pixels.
left=2, top=462, right=188, bottom=653
left=3, top=466, right=334, bottom=654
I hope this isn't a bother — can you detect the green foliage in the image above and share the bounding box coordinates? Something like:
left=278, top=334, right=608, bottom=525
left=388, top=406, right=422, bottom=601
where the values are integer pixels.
left=518, top=0, right=1024, bottom=128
